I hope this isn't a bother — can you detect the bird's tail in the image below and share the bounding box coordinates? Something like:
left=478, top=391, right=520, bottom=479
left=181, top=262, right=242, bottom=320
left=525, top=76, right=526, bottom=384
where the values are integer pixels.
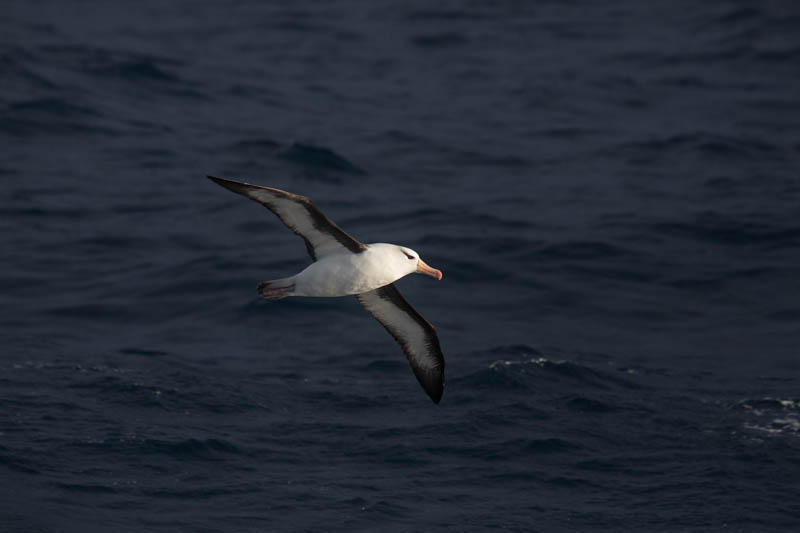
left=257, top=277, right=295, bottom=300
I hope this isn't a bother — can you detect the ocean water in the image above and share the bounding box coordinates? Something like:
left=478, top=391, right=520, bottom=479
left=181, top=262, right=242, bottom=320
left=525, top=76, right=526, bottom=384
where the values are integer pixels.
left=2, top=1, right=800, bottom=531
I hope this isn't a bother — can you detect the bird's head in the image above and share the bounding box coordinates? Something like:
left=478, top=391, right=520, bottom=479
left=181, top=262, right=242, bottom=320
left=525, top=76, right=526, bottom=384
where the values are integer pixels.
left=397, top=246, right=443, bottom=281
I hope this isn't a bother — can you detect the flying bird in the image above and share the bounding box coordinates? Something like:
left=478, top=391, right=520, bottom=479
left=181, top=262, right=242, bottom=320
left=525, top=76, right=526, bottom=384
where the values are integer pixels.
left=208, top=176, right=446, bottom=403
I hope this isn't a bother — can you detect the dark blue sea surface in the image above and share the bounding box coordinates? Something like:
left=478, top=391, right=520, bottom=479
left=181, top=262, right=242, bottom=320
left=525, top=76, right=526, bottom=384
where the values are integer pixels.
left=2, top=1, right=800, bottom=531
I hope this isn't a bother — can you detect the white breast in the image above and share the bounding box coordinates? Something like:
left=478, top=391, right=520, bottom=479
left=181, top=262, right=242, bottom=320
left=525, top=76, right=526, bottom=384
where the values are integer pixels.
left=292, top=244, right=411, bottom=297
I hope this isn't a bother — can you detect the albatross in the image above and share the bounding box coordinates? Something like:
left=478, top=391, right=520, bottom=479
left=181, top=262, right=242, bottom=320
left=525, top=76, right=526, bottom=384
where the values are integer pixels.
left=208, top=176, right=446, bottom=403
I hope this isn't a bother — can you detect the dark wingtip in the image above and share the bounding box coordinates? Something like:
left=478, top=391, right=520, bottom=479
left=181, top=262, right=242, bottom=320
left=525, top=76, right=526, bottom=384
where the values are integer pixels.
left=207, top=175, right=230, bottom=186
left=207, top=175, right=226, bottom=187
left=418, top=372, right=444, bottom=404
left=430, top=387, right=443, bottom=404
left=207, top=175, right=251, bottom=197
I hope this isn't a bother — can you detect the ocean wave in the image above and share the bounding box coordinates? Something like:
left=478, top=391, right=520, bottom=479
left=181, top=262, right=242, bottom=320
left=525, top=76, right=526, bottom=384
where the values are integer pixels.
left=54, top=482, right=118, bottom=494
left=564, top=395, right=616, bottom=413
left=451, top=347, right=640, bottom=399
left=359, top=359, right=407, bottom=374
left=411, top=32, right=469, bottom=48
left=119, top=347, right=169, bottom=358
left=735, top=398, right=800, bottom=437
left=531, top=240, right=636, bottom=260
left=405, top=9, right=487, bottom=22
left=0, top=205, right=92, bottom=219
left=46, top=303, right=138, bottom=320
left=614, top=132, right=778, bottom=165
left=651, top=212, right=800, bottom=247
left=138, top=437, right=241, bottom=458
left=279, top=142, right=366, bottom=175
left=709, top=6, right=762, bottom=26
left=38, top=43, right=183, bottom=82
left=2, top=101, right=115, bottom=137
left=1, top=49, right=58, bottom=93
left=230, top=138, right=281, bottom=154
left=0, top=446, right=41, bottom=474
left=73, top=435, right=242, bottom=461
left=10, top=97, right=99, bottom=117
left=493, top=437, right=581, bottom=455
left=141, top=482, right=258, bottom=499
left=89, top=59, right=179, bottom=83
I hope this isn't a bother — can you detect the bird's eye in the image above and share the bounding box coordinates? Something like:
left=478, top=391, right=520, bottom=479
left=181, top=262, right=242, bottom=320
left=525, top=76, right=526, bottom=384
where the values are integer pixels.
left=404, top=252, right=414, bottom=260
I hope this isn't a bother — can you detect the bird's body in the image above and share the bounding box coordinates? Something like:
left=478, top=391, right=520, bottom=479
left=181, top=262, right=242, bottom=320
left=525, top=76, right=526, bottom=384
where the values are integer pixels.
left=208, top=176, right=446, bottom=403
left=268, top=244, right=424, bottom=298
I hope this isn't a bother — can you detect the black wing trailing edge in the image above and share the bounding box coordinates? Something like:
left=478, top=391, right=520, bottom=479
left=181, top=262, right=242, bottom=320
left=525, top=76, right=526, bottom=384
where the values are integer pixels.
left=207, top=176, right=366, bottom=261
left=356, top=283, right=445, bottom=404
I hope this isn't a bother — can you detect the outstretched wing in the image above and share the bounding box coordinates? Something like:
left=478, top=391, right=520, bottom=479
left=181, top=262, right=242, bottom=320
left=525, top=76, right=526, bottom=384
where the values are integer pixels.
left=356, top=283, right=445, bottom=403
left=208, top=176, right=366, bottom=261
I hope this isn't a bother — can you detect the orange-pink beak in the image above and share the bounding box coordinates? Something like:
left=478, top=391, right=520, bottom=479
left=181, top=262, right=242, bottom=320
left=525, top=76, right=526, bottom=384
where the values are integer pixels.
left=417, top=259, right=443, bottom=280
